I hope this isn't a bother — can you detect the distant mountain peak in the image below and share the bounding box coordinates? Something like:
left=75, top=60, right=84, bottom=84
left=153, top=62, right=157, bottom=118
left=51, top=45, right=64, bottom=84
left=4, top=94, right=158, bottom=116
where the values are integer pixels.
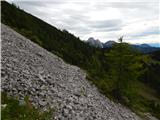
left=140, top=44, right=151, bottom=48
left=86, top=37, right=159, bottom=53
left=87, top=37, right=118, bottom=48
left=88, top=37, right=94, bottom=40
left=103, top=40, right=117, bottom=48
left=87, top=37, right=103, bottom=48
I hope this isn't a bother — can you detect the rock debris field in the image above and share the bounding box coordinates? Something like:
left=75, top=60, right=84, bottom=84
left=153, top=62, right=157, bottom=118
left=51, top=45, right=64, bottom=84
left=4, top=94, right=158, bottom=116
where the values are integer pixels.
left=1, top=24, right=140, bottom=120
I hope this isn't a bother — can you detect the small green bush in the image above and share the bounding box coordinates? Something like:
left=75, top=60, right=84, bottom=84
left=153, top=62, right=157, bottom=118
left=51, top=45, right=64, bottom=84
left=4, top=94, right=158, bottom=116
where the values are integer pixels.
left=1, top=92, right=53, bottom=120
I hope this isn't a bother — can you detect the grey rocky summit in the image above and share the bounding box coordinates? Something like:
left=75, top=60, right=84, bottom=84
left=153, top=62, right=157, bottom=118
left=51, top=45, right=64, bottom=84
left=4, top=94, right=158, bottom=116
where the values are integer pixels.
left=1, top=24, right=140, bottom=120
left=87, top=37, right=103, bottom=48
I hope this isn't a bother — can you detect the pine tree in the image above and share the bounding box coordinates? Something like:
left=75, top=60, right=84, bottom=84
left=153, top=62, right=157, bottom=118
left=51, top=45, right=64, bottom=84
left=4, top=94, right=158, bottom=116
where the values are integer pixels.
left=106, top=37, right=147, bottom=100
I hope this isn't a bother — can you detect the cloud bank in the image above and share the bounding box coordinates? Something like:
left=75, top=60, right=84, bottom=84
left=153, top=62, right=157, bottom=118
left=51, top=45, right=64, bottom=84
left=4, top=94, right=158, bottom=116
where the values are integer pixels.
left=7, top=0, right=160, bottom=46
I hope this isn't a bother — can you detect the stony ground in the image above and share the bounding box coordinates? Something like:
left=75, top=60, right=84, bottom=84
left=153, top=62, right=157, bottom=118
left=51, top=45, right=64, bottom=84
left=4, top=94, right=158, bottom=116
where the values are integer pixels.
left=1, top=24, right=141, bottom=120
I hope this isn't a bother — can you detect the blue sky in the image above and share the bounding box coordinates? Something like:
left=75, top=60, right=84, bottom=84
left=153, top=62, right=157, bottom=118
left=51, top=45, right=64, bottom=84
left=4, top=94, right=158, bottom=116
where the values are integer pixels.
left=7, top=0, right=160, bottom=47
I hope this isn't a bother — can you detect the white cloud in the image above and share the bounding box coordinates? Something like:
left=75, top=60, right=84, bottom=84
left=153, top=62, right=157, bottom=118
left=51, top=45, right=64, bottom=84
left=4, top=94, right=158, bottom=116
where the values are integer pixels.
left=6, top=0, right=160, bottom=46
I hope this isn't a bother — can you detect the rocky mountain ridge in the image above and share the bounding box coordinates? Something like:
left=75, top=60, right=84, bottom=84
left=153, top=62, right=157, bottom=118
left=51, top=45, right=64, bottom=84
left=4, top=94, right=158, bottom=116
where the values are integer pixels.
left=1, top=24, right=140, bottom=120
left=86, top=37, right=104, bottom=48
left=86, top=37, right=160, bottom=53
left=103, top=40, right=117, bottom=48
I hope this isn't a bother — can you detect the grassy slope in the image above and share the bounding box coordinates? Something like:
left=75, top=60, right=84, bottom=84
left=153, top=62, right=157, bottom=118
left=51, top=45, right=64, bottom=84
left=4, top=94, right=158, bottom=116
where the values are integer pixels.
left=131, top=81, right=160, bottom=118
left=1, top=1, right=160, bottom=119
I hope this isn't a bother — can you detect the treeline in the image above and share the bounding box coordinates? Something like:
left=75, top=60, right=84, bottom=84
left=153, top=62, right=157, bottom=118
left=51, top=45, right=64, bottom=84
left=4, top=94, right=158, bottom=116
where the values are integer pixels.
left=1, top=1, right=107, bottom=75
left=1, top=1, right=160, bottom=119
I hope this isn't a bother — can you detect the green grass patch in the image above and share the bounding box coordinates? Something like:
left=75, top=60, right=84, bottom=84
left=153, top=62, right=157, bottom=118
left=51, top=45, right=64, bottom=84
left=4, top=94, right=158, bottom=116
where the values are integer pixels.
left=1, top=92, right=54, bottom=120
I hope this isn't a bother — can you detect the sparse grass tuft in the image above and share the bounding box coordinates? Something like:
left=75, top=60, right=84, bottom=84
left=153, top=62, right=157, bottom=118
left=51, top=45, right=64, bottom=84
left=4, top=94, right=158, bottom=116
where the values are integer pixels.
left=1, top=92, right=54, bottom=120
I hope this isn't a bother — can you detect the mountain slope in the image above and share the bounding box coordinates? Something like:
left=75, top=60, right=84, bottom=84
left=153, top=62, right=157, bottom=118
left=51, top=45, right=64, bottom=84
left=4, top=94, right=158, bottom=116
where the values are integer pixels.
left=1, top=24, right=140, bottom=120
left=1, top=1, right=101, bottom=71
left=132, top=45, right=160, bottom=53
left=1, top=1, right=160, bottom=119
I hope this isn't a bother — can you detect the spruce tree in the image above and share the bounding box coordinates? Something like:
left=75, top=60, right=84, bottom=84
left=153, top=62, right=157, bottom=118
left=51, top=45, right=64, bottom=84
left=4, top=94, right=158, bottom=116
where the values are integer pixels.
left=107, top=37, right=147, bottom=100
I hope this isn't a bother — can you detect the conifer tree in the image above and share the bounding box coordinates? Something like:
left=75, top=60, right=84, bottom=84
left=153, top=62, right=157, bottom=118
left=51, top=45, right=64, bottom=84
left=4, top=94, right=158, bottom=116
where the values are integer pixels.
left=107, top=37, right=147, bottom=100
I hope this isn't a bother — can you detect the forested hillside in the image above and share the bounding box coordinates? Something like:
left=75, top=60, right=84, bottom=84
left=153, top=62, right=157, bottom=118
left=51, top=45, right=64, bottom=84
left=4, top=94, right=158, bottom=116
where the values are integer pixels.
left=1, top=1, right=160, bottom=119
left=1, top=1, right=106, bottom=74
